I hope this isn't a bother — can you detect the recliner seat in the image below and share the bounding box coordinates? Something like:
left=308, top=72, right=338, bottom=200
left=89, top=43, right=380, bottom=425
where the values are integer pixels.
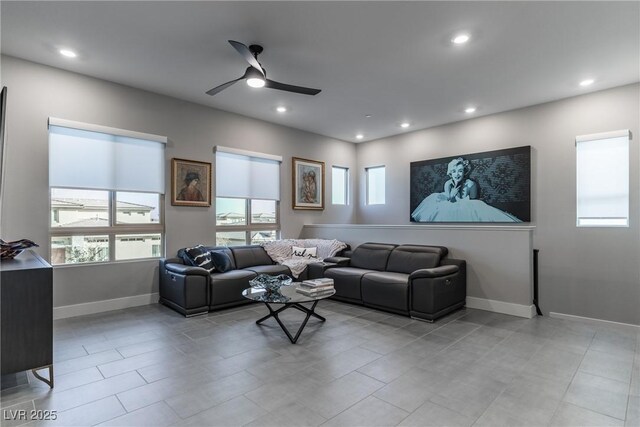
left=323, top=242, right=466, bottom=321
left=159, top=244, right=292, bottom=316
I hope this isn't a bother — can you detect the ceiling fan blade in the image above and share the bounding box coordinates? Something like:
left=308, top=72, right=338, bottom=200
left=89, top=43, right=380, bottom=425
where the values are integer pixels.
left=205, top=76, right=244, bottom=96
left=228, top=40, right=264, bottom=75
left=264, top=79, right=321, bottom=96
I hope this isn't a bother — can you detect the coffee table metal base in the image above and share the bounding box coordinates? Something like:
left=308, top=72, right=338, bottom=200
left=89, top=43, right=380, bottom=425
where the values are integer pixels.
left=256, top=301, right=325, bottom=344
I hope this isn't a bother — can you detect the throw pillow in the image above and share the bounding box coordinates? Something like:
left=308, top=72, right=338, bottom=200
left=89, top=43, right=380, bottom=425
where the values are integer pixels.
left=184, top=245, right=216, bottom=273
left=210, top=251, right=234, bottom=273
left=292, top=246, right=318, bottom=259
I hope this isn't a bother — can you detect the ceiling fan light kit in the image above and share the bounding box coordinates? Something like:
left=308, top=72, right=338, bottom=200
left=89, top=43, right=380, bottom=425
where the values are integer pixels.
left=206, top=40, right=321, bottom=97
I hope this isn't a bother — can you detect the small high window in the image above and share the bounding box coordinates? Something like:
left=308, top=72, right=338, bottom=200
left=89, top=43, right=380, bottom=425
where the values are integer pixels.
left=576, top=129, right=629, bottom=227
left=332, top=166, right=349, bottom=205
left=366, top=166, right=385, bottom=205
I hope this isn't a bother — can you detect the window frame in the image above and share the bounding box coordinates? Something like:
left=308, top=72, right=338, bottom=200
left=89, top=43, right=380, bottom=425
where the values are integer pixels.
left=365, top=165, right=386, bottom=205
left=331, top=165, right=349, bottom=205
left=215, top=197, right=280, bottom=246
left=49, top=186, right=165, bottom=265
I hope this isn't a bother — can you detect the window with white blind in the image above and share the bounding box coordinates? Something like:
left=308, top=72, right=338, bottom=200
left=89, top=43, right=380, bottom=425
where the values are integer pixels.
left=332, top=166, right=349, bottom=205
left=366, top=165, right=386, bottom=205
left=48, top=118, right=166, bottom=264
left=576, top=129, right=630, bottom=227
left=215, top=147, right=281, bottom=246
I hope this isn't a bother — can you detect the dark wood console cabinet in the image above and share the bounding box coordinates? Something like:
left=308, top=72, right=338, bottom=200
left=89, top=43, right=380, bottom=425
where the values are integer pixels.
left=1, top=250, right=53, bottom=387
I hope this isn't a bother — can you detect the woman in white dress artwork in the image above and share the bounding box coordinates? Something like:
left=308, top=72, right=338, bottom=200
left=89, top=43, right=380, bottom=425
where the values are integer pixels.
left=411, top=157, right=522, bottom=222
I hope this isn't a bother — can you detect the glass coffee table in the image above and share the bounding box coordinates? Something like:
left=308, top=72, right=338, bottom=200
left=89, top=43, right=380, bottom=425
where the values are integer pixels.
left=242, top=284, right=334, bottom=344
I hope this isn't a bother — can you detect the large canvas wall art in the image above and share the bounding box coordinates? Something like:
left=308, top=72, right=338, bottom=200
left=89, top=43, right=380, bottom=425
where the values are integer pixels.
left=410, top=146, right=531, bottom=223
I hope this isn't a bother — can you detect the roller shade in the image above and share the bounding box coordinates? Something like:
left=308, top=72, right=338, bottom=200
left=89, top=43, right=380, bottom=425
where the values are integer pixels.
left=49, top=120, right=166, bottom=194
left=215, top=147, right=281, bottom=201
left=576, top=130, right=629, bottom=226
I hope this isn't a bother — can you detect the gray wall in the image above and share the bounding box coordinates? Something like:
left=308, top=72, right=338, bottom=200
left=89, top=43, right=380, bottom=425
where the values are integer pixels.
left=0, top=55, right=357, bottom=307
left=356, top=84, right=640, bottom=325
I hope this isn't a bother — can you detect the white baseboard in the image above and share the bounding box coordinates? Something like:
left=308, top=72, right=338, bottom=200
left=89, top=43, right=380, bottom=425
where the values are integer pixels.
left=53, top=293, right=159, bottom=320
left=466, top=296, right=535, bottom=318
left=550, top=312, right=640, bottom=332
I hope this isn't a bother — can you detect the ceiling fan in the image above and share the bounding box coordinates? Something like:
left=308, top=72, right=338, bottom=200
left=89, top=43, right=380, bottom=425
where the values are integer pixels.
left=206, top=40, right=322, bottom=97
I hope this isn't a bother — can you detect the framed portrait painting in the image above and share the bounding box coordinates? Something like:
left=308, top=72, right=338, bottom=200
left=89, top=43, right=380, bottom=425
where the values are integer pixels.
left=171, top=158, right=211, bottom=207
left=292, top=157, right=324, bottom=210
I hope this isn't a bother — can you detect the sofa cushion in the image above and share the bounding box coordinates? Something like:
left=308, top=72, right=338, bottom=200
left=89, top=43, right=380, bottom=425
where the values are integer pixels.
left=386, top=245, right=448, bottom=274
left=209, top=270, right=256, bottom=306
left=243, top=264, right=291, bottom=276
left=230, top=245, right=274, bottom=269
left=361, top=272, right=410, bottom=313
left=350, top=243, right=397, bottom=271
left=210, top=250, right=234, bottom=273
left=181, top=245, right=215, bottom=272
left=292, top=246, right=318, bottom=259
left=324, top=267, right=377, bottom=301
left=206, top=247, right=236, bottom=270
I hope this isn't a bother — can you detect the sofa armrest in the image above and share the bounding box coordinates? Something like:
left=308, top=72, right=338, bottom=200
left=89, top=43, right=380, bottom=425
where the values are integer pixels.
left=306, top=261, right=338, bottom=280
left=159, top=259, right=209, bottom=316
left=409, top=265, right=458, bottom=280
left=164, top=263, right=210, bottom=276
left=323, top=256, right=350, bottom=266
left=440, top=258, right=467, bottom=285
left=409, top=258, right=467, bottom=321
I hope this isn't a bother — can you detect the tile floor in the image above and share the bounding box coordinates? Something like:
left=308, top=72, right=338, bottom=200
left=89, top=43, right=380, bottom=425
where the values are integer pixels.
left=1, top=301, right=638, bottom=426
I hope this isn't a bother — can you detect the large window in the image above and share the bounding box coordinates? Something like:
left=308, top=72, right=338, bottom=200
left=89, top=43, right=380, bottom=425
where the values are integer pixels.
left=215, top=147, right=281, bottom=246
left=366, top=165, right=386, bottom=205
left=576, top=130, right=629, bottom=227
left=49, top=119, right=165, bottom=265
left=332, top=166, right=349, bottom=205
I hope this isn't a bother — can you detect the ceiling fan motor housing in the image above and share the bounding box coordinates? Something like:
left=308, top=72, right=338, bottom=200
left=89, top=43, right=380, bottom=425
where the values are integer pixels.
left=249, top=44, right=264, bottom=57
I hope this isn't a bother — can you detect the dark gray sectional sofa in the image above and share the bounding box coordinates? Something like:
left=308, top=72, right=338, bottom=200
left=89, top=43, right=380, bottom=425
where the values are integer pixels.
left=159, top=242, right=466, bottom=322
left=321, top=242, right=466, bottom=321
left=159, top=245, right=291, bottom=316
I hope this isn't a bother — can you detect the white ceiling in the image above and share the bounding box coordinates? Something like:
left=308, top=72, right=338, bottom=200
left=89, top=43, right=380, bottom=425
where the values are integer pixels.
left=2, top=1, right=639, bottom=143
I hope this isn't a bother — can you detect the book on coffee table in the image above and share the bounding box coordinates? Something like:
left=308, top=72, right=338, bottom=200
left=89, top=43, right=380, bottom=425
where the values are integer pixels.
left=301, top=278, right=334, bottom=288
left=296, top=286, right=334, bottom=297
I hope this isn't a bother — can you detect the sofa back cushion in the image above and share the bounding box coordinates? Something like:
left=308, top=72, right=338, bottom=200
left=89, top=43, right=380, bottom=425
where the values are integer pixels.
left=210, top=250, right=235, bottom=272
left=386, top=245, right=448, bottom=274
left=350, top=243, right=397, bottom=271
left=230, top=245, right=274, bottom=269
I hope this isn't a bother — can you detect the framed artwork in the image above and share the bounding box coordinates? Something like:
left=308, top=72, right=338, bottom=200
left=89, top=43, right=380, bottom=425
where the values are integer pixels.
left=292, top=157, right=325, bottom=210
left=410, top=146, right=531, bottom=223
left=171, top=158, right=211, bottom=207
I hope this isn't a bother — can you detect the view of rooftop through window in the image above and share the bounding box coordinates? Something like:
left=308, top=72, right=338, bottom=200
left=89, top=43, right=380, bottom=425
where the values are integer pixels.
left=215, top=198, right=275, bottom=225
left=50, top=188, right=163, bottom=264
left=51, top=188, right=160, bottom=227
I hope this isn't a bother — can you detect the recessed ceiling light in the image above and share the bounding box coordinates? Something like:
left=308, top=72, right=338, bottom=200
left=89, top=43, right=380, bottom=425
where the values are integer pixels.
left=452, top=34, right=470, bottom=45
left=356, top=134, right=364, bottom=140
left=59, top=49, right=77, bottom=58
left=465, top=107, right=477, bottom=114
left=579, top=79, right=595, bottom=87
left=276, top=106, right=288, bottom=113
left=365, top=114, right=372, bottom=118
left=400, top=122, right=411, bottom=128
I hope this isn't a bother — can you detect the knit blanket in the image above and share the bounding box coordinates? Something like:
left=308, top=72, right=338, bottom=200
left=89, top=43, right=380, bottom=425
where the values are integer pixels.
left=262, top=239, right=347, bottom=278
